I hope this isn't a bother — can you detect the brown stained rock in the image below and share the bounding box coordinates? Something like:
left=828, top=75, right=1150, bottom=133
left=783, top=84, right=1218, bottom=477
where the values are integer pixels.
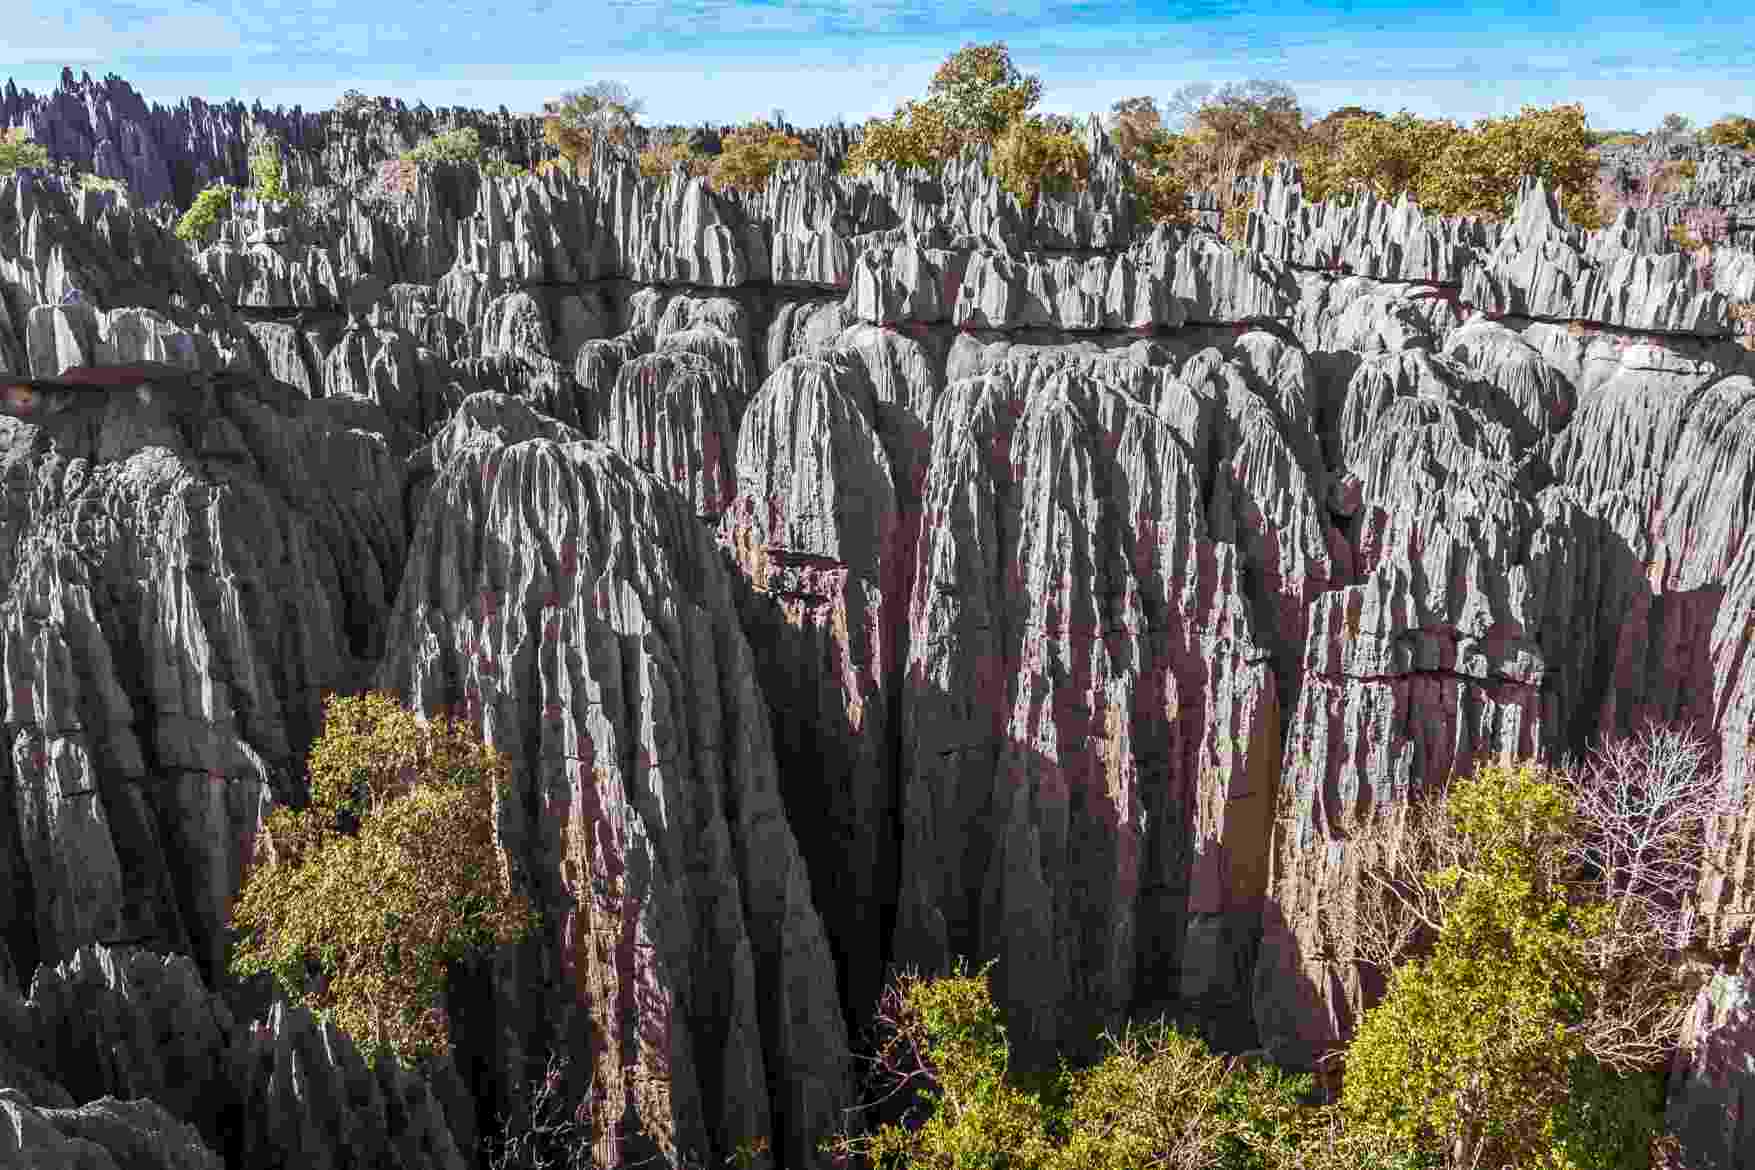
left=377, top=435, right=850, bottom=1169
left=894, top=357, right=1278, bottom=1067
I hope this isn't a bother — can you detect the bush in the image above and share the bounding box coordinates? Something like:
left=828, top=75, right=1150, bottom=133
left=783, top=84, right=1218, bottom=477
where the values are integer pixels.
left=708, top=120, right=817, bottom=193
left=247, top=137, right=303, bottom=207
left=992, top=114, right=1089, bottom=212
left=228, top=691, right=537, bottom=1070
left=1296, top=103, right=1604, bottom=228
left=174, top=182, right=236, bottom=243
left=843, top=98, right=967, bottom=177
left=480, top=159, right=529, bottom=180
left=637, top=131, right=711, bottom=182
left=1341, top=758, right=1688, bottom=1169
left=1419, top=103, right=1604, bottom=227
left=1704, top=114, right=1755, bottom=149
left=77, top=172, right=126, bottom=194
left=0, top=127, right=51, bottom=175
left=402, top=126, right=483, bottom=165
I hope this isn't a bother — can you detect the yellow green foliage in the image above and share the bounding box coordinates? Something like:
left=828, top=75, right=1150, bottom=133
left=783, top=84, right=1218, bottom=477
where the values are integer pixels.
left=1340, top=761, right=1665, bottom=1170
left=1221, top=201, right=1252, bottom=246
left=77, top=172, right=126, bottom=194
left=708, top=120, right=818, bottom=193
left=1308, top=111, right=1463, bottom=206
left=1704, top=115, right=1755, bottom=149
left=926, top=41, right=1043, bottom=143
left=480, top=159, right=529, bottom=180
left=247, top=138, right=304, bottom=207
left=402, top=127, right=483, bottom=165
left=843, top=99, right=968, bottom=177
left=228, top=691, right=536, bottom=1070
left=637, top=132, right=711, bottom=182
left=0, top=127, right=52, bottom=175
left=825, top=962, right=1314, bottom=1170
left=174, top=182, right=236, bottom=243
left=992, top=115, right=1089, bottom=212
left=1418, top=103, right=1603, bottom=227
left=1296, top=104, right=1603, bottom=228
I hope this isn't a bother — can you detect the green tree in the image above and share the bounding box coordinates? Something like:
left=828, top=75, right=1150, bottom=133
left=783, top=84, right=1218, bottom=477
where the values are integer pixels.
left=228, top=691, right=538, bottom=1070
left=1340, top=761, right=1672, bottom=1170
left=0, top=127, right=52, bottom=175
left=1417, top=103, right=1603, bottom=227
left=707, top=119, right=818, bottom=193
left=992, top=115, right=1090, bottom=212
left=843, top=98, right=967, bottom=177
left=247, top=135, right=304, bottom=207
left=174, top=182, right=236, bottom=244
left=926, top=41, right=1043, bottom=143
left=402, top=126, right=484, bottom=165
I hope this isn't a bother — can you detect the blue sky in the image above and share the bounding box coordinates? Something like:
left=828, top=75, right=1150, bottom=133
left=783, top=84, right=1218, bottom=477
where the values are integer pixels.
left=5, top=1, right=1753, bottom=132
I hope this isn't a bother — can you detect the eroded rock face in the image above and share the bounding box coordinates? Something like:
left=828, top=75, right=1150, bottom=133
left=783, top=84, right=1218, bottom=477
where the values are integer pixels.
left=376, top=428, right=851, bottom=1168
left=0, top=944, right=471, bottom=1170
left=6, top=65, right=1755, bottom=1170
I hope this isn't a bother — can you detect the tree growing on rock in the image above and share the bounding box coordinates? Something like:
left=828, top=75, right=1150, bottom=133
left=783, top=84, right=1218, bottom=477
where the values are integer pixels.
left=1106, top=96, right=1193, bottom=227
left=228, top=691, right=537, bottom=1071
left=843, top=97, right=966, bottom=177
left=843, top=41, right=1042, bottom=180
left=638, top=128, right=712, bottom=182
left=173, top=182, right=236, bottom=243
left=542, top=81, right=643, bottom=177
left=1342, top=755, right=1707, bottom=1169
left=708, top=119, right=818, bottom=193
left=0, top=127, right=52, bottom=175
left=925, top=41, right=1043, bottom=143
left=401, top=126, right=484, bottom=165
left=992, top=114, right=1090, bottom=213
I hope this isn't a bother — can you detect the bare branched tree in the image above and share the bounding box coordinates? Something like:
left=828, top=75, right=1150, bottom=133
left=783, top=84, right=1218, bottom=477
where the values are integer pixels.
left=1564, top=723, right=1739, bottom=956
left=1346, top=777, right=1470, bottom=971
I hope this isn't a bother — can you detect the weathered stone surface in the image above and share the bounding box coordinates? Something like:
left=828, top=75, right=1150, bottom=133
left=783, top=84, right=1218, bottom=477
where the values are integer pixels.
left=718, top=351, right=905, bottom=1024
left=892, top=352, right=1279, bottom=1064
left=376, top=430, right=851, bottom=1167
left=1667, top=942, right=1755, bottom=1170
left=8, top=64, right=1755, bottom=1170
left=0, top=943, right=472, bottom=1170
left=0, top=366, right=407, bottom=984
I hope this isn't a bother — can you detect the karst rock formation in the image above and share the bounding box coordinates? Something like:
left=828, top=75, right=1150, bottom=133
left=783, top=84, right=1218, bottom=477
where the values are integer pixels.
left=3, top=68, right=1755, bottom=1169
